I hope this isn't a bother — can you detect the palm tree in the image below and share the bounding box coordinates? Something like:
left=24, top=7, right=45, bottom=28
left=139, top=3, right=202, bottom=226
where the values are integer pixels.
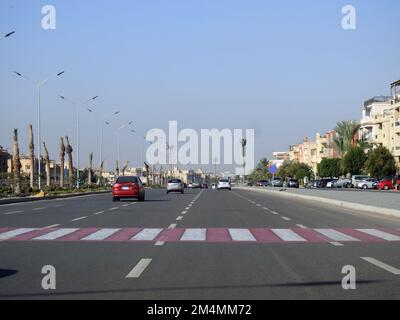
left=116, top=160, right=119, bottom=177
left=121, top=160, right=129, bottom=176
left=65, top=136, right=74, bottom=188
left=59, top=137, right=65, bottom=188
left=97, top=160, right=104, bottom=185
left=12, top=129, right=22, bottom=196
left=28, top=124, right=34, bottom=189
left=88, top=152, right=93, bottom=186
left=333, top=120, right=361, bottom=157
left=42, top=142, right=51, bottom=187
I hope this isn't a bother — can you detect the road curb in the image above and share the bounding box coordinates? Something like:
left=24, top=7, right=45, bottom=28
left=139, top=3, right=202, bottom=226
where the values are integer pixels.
left=0, top=190, right=111, bottom=205
left=237, top=187, right=400, bottom=219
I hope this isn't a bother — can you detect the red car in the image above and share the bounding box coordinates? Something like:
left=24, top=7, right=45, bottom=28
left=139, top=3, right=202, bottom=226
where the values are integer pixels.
left=112, top=176, right=145, bottom=202
left=377, top=178, right=400, bottom=190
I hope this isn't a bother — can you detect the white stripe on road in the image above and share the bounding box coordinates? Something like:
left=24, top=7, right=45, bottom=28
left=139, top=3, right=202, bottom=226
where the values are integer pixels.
left=71, top=216, right=87, bottom=222
left=168, top=224, right=177, bottom=229
left=155, top=241, right=165, bottom=246
left=180, top=229, right=206, bottom=241
left=228, top=229, right=256, bottom=242
left=272, top=229, right=307, bottom=242
left=176, top=216, right=183, bottom=221
left=82, top=228, right=120, bottom=241
left=122, top=204, right=130, bottom=207
left=296, top=224, right=308, bottom=229
left=315, top=229, right=359, bottom=242
left=185, top=207, right=190, bottom=210
left=4, top=210, right=23, bottom=215
left=43, top=224, right=60, bottom=229
left=34, top=228, right=79, bottom=240
left=361, top=257, right=400, bottom=275
left=330, top=241, right=344, bottom=247
left=357, top=229, right=400, bottom=241
left=281, top=216, right=291, bottom=221
left=262, top=207, right=269, bottom=210
left=93, top=211, right=104, bottom=215
left=126, top=258, right=152, bottom=278
left=0, top=228, right=36, bottom=241
left=131, top=228, right=163, bottom=241
left=109, top=207, right=119, bottom=211
left=181, top=211, right=187, bottom=215
left=32, top=207, right=47, bottom=211
left=270, top=211, right=279, bottom=215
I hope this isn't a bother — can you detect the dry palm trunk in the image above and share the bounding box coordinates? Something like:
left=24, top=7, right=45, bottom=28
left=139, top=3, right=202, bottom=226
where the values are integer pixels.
left=88, top=152, right=93, bottom=186
left=28, top=124, right=34, bottom=189
left=121, top=160, right=129, bottom=176
left=97, top=160, right=104, bottom=185
left=12, top=129, right=22, bottom=196
left=42, top=142, right=51, bottom=187
left=65, top=136, right=74, bottom=188
left=116, top=160, right=119, bottom=177
left=60, top=137, right=65, bottom=188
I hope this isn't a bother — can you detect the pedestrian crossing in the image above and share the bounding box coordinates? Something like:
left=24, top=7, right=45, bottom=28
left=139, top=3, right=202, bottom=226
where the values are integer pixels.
left=0, top=227, right=400, bottom=244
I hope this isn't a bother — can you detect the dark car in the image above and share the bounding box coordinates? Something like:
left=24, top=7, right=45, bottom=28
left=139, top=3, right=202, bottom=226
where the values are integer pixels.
left=257, top=180, right=269, bottom=187
left=112, top=176, right=145, bottom=202
left=287, top=179, right=299, bottom=188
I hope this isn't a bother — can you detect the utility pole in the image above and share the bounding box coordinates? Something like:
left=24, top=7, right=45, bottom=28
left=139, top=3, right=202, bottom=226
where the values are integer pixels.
left=241, top=139, right=247, bottom=185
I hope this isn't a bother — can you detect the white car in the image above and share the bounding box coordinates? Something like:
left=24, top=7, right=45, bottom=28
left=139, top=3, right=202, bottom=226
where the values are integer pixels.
left=217, top=179, right=231, bottom=191
left=167, top=179, right=184, bottom=194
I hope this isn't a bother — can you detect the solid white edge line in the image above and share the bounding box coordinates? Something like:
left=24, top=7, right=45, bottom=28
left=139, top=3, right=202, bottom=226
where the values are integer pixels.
left=361, top=257, right=400, bottom=275
left=126, top=258, right=152, bottom=278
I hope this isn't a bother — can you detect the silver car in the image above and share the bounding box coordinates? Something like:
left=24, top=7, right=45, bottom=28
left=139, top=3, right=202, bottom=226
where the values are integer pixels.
left=357, top=178, right=378, bottom=190
left=217, top=179, right=231, bottom=191
left=167, top=179, right=184, bottom=194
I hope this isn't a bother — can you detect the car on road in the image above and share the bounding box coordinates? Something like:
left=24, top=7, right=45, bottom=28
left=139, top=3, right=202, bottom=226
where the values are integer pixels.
left=167, top=178, right=184, bottom=194
left=357, top=178, right=378, bottom=190
left=112, top=176, right=145, bottom=202
left=217, top=179, right=231, bottom=191
left=333, top=178, right=352, bottom=188
left=286, top=179, right=299, bottom=188
left=201, top=183, right=209, bottom=189
left=256, top=180, right=269, bottom=187
left=377, top=176, right=400, bottom=190
left=271, top=177, right=283, bottom=187
left=351, top=175, right=371, bottom=188
left=326, top=179, right=338, bottom=188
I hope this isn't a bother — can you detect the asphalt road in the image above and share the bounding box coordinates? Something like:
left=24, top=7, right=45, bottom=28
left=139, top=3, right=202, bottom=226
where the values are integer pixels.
left=0, top=188, right=399, bottom=300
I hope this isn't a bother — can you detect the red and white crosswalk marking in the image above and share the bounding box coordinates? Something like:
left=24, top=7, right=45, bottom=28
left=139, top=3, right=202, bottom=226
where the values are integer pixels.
left=0, top=227, right=400, bottom=244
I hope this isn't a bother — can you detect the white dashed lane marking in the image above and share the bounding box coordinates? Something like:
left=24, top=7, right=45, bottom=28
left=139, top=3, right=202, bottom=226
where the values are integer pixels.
left=176, top=216, right=183, bottom=221
left=361, top=257, right=400, bottom=275
left=4, top=210, right=23, bottom=215
left=93, top=211, right=104, bottom=215
left=71, top=216, right=87, bottom=222
left=32, top=207, right=47, bottom=211
left=126, top=258, right=152, bottom=278
left=131, top=229, right=163, bottom=241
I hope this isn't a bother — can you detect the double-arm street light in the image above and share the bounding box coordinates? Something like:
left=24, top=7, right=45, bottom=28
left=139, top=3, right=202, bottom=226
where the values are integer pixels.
left=1, top=31, right=15, bottom=41
left=58, top=95, right=99, bottom=189
left=14, top=70, right=65, bottom=190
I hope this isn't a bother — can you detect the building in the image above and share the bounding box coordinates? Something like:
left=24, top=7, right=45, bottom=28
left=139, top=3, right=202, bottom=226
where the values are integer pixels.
left=0, top=147, right=10, bottom=174
left=316, top=130, right=340, bottom=161
left=288, top=137, right=318, bottom=174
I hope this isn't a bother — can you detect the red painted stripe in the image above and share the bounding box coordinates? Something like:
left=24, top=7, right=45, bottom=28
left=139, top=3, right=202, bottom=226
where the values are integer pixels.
left=59, top=228, right=100, bottom=241
left=206, top=228, right=231, bottom=242
left=336, top=228, right=386, bottom=242
left=294, top=228, right=331, bottom=243
left=105, top=228, right=142, bottom=241
left=250, top=228, right=282, bottom=243
left=0, top=228, right=13, bottom=234
left=12, top=228, right=54, bottom=241
left=156, top=228, right=185, bottom=242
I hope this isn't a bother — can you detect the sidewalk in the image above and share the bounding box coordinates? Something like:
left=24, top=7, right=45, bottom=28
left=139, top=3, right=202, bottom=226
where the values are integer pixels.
left=237, top=186, right=400, bottom=219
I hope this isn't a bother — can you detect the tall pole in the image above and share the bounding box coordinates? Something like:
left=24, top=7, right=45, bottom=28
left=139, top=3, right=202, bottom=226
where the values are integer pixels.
left=37, top=85, right=42, bottom=190
left=76, top=106, right=80, bottom=188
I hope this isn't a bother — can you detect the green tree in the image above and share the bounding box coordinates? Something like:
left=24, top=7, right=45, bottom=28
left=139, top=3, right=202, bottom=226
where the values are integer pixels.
left=317, top=158, right=342, bottom=178
left=333, top=120, right=360, bottom=157
left=365, top=146, right=396, bottom=179
left=293, top=163, right=313, bottom=181
left=341, top=146, right=367, bottom=175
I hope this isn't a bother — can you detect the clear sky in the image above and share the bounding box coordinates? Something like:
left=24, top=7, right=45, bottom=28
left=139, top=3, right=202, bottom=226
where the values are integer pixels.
left=1, top=0, right=399, bottom=172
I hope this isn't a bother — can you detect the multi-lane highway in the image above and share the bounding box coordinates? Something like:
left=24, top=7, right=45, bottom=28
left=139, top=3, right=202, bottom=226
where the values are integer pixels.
left=0, top=188, right=399, bottom=299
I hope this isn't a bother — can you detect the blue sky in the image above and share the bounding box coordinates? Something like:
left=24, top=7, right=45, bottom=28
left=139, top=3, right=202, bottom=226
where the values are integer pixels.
left=1, top=0, right=399, bottom=171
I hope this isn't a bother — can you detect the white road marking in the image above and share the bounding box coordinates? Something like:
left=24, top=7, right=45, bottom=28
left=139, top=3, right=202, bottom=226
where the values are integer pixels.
left=281, top=216, right=291, bottom=221
left=4, top=210, right=23, bottom=215
left=315, top=229, right=359, bottom=242
left=71, top=216, right=87, bottom=222
left=329, top=241, right=344, bottom=247
left=93, top=211, right=104, bottom=215
left=54, top=204, right=64, bottom=208
left=256, top=204, right=262, bottom=207
left=270, top=210, right=279, bottom=215
left=296, top=224, right=308, bottom=229
left=272, top=229, right=307, bottom=242
left=185, top=207, right=190, bottom=210
left=176, top=216, right=183, bottom=221
left=155, top=241, right=165, bottom=246
left=109, top=207, right=119, bottom=211
left=32, top=207, right=47, bottom=211
left=168, top=224, right=177, bottom=229
left=262, top=207, right=269, bottom=210
left=357, top=229, right=400, bottom=241
left=180, top=228, right=206, bottom=241
left=228, top=229, right=256, bottom=242
left=0, top=228, right=36, bottom=241
left=43, top=224, right=60, bottom=229
left=82, top=228, right=120, bottom=241
left=181, top=211, right=187, bottom=215
left=361, top=257, right=400, bottom=275
left=34, top=228, right=79, bottom=240
left=126, top=258, right=152, bottom=278
left=122, top=204, right=130, bottom=207
left=131, top=228, right=163, bottom=241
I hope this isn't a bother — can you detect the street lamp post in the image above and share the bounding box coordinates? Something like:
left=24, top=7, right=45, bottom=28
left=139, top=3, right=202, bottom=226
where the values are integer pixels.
left=14, top=70, right=65, bottom=190
left=0, top=31, right=15, bottom=41
left=59, top=95, right=99, bottom=189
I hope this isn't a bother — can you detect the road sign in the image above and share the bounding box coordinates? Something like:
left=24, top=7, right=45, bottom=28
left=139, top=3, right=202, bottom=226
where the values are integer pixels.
left=268, top=165, right=278, bottom=174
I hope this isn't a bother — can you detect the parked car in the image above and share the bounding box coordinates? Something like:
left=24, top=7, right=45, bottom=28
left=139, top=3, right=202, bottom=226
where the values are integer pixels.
left=201, top=183, right=209, bottom=189
left=287, top=179, right=299, bottom=188
left=357, top=178, right=378, bottom=190
left=112, top=176, right=145, bottom=202
left=271, top=177, right=283, bottom=188
left=377, top=177, right=400, bottom=190
left=326, top=179, right=338, bottom=188
left=351, top=175, right=371, bottom=188
left=304, top=180, right=316, bottom=188
left=167, top=178, right=184, bottom=194
left=217, top=179, right=231, bottom=191
left=257, top=180, right=269, bottom=187
left=334, top=178, right=352, bottom=188
left=246, top=181, right=254, bottom=187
